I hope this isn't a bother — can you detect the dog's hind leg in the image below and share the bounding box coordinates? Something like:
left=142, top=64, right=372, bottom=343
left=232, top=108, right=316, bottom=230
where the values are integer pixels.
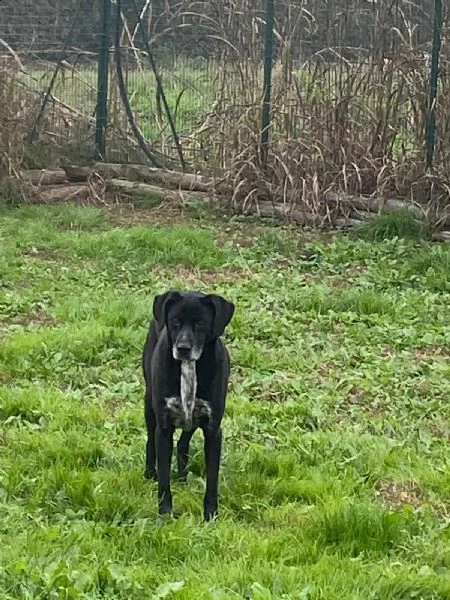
left=156, top=426, right=174, bottom=515
left=144, top=393, right=157, bottom=480
left=177, top=429, right=194, bottom=482
left=203, top=427, right=222, bottom=521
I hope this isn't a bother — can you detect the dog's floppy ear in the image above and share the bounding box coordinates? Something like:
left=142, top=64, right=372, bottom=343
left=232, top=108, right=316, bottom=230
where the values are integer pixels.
left=202, top=294, right=235, bottom=338
left=152, top=291, right=182, bottom=328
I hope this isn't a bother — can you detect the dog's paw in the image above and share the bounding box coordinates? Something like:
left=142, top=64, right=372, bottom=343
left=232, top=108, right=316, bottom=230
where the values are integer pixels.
left=158, top=501, right=173, bottom=516
left=204, top=507, right=218, bottom=522
left=144, top=468, right=157, bottom=481
left=157, top=510, right=181, bottom=524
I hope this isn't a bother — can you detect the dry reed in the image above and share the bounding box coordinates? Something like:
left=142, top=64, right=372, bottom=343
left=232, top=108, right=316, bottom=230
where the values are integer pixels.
left=1, top=0, right=449, bottom=227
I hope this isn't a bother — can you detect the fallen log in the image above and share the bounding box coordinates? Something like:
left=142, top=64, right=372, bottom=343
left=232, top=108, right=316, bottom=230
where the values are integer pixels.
left=328, top=192, right=450, bottom=227
left=12, top=165, right=450, bottom=236
left=432, top=230, right=450, bottom=242
left=107, top=178, right=209, bottom=203
left=325, top=191, right=426, bottom=217
left=17, top=164, right=214, bottom=192
left=38, top=184, right=90, bottom=203
left=234, top=201, right=377, bottom=231
left=62, top=166, right=91, bottom=183
left=20, top=169, right=68, bottom=186
left=335, top=217, right=367, bottom=228
left=93, top=163, right=212, bottom=192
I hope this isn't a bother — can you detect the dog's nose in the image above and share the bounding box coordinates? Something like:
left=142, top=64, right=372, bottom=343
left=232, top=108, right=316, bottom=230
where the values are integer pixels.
left=177, top=340, right=192, bottom=351
left=176, top=339, right=193, bottom=358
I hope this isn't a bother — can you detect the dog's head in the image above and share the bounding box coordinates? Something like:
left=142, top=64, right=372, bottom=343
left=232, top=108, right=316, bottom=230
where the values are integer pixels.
left=152, top=291, right=235, bottom=362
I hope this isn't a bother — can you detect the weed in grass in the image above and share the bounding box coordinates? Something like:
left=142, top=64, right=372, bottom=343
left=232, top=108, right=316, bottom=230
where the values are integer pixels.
left=309, top=500, right=417, bottom=557
left=5, top=204, right=110, bottom=231
left=350, top=210, right=431, bottom=242
left=377, top=574, right=450, bottom=600
left=2, top=205, right=450, bottom=597
left=285, top=284, right=395, bottom=317
left=401, top=245, right=450, bottom=292
left=64, top=223, right=232, bottom=268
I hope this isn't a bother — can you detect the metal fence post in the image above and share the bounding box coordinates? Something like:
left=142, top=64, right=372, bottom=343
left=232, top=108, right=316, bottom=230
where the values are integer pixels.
left=425, top=0, right=443, bottom=170
left=260, top=0, right=275, bottom=171
left=95, top=0, right=111, bottom=160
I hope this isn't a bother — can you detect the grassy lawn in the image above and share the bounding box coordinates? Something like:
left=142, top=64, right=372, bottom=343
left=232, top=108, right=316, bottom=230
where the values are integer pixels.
left=1, top=202, right=450, bottom=599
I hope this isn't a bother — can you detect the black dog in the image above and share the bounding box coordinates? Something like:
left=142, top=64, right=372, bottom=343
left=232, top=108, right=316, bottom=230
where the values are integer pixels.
left=142, top=290, right=235, bottom=521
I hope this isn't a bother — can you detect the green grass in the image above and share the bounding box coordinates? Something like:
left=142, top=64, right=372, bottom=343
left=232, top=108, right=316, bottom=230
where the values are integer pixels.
left=350, top=210, right=431, bottom=242
left=2, top=202, right=450, bottom=599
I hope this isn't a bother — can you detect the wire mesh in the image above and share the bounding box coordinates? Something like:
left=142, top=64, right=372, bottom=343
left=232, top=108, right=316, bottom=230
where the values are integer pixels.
left=0, top=0, right=101, bottom=168
left=0, top=0, right=449, bottom=185
left=108, top=0, right=268, bottom=169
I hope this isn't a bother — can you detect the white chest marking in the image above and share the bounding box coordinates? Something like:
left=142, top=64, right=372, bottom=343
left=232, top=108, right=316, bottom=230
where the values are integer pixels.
left=180, top=360, right=197, bottom=430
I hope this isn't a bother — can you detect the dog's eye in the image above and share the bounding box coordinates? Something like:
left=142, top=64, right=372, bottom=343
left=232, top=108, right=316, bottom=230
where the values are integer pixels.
left=194, top=321, right=205, bottom=330
left=171, top=319, right=180, bottom=329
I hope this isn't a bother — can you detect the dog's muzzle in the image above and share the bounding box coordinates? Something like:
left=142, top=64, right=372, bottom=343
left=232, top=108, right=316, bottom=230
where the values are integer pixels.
left=173, top=343, right=202, bottom=362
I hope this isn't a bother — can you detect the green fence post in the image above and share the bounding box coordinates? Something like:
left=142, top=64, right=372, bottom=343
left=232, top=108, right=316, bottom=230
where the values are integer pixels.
left=95, top=0, right=111, bottom=160
left=260, top=0, right=275, bottom=171
left=425, top=0, right=443, bottom=170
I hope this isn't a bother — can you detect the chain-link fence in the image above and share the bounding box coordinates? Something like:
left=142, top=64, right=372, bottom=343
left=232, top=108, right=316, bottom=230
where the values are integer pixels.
left=0, top=0, right=448, bottom=205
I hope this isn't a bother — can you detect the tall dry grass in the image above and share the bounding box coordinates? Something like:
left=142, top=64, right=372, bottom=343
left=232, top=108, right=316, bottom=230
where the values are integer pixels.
left=1, top=0, right=449, bottom=225
left=166, top=48, right=449, bottom=225
left=0, top=56, right=35, bottom=201
left=104, top=0, right=450, bottom=224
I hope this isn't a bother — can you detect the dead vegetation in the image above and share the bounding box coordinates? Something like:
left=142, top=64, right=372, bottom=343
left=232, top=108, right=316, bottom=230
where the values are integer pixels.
left=0, top=1, right=449, bottom=232
left=376, top=480, right=425, bottom=512
left=5, top=162, right=449, bottom=239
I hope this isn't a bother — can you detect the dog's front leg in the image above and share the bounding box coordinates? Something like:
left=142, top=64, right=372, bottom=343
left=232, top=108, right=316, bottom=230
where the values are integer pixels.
left=156, top=425, right=174, bottom=515
left=177, top=429, right=194, bottom=482
left=203, top=427, right=222, bottom=521
left=144, top=394, right=157, bottom=480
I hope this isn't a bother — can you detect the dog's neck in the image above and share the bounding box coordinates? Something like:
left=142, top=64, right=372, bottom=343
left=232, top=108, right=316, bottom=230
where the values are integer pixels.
left=180, top=361, right=197, bottom=430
